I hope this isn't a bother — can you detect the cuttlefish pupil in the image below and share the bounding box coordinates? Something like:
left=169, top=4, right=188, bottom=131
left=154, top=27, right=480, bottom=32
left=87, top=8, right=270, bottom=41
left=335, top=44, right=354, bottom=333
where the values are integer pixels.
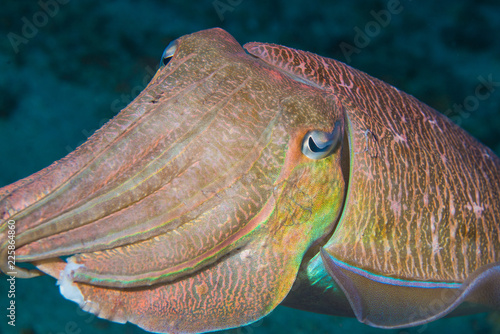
left=302, top=120, right=343, bottom=160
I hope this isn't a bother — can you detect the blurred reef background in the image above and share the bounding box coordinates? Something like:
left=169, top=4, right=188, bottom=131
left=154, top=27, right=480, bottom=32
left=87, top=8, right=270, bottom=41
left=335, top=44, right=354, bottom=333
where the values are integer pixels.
left=1, top=0, right=500, bottom=333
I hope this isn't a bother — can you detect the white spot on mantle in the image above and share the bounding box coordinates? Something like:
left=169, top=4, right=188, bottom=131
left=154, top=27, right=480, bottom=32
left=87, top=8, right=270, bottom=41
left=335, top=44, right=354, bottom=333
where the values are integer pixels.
left=389, top=198, right=401, bottom=217
left=465, top=202, right=484, bottom=217
left=449, top=195, right=455, bottom=216
left=393, top=133, right=407, bottom=143
left=239, top=249, right=253, bottom=261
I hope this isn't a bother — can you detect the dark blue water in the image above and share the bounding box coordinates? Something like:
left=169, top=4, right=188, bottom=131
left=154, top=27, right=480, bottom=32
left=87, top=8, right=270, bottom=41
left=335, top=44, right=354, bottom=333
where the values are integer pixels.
left=1, top=1, right=499, bottom=333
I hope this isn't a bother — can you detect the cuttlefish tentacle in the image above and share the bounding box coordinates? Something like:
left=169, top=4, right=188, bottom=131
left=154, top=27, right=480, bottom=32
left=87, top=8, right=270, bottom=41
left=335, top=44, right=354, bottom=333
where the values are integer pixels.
left=0, top=28, right=347, bottom=333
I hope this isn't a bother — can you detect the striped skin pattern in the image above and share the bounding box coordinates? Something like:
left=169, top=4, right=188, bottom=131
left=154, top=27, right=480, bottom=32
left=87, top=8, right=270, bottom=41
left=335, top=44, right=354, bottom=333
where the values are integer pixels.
left=0, top=29, right=347, bottom=333
left=1, top=27, right=499, bottom=333
left=245, top=42, right=500, bottom=284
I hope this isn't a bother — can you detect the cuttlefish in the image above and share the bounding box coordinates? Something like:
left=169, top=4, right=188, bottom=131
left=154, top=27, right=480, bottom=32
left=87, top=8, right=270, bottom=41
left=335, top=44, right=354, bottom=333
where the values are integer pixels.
left=1, top=28, right=499, bottom=333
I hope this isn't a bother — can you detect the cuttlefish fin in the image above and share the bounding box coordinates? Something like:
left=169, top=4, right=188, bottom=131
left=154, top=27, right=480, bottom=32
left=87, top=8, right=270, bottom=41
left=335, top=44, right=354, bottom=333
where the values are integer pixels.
left=320, top=248, right=500, bottom=328
left=34, top=234, right=303, bottom=334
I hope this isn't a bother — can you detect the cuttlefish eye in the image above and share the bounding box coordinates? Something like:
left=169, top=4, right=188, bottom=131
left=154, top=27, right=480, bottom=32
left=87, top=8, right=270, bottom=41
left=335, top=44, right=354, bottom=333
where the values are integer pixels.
left=301, top=121, right=342, bottom=160
left=160, top=40, right=178, bottom=67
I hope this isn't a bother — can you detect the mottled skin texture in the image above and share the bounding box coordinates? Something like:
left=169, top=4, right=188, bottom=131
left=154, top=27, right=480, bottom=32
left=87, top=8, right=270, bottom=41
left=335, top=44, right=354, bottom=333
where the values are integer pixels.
left=246, top=43, right=500, bottom=282
left=0, top=28, right=499, bottom=333
left=245, top=41, right=500, bottom=327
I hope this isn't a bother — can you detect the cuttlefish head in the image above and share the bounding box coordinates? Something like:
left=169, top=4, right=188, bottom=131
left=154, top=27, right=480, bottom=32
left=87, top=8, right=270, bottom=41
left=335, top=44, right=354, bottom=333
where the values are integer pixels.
left=0, top=28, right=347, bottom=333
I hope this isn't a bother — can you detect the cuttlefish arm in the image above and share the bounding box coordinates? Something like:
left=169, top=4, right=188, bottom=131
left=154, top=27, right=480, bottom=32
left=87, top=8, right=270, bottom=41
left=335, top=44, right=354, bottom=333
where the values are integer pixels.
left=0, top=28, right=347, bottom=333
